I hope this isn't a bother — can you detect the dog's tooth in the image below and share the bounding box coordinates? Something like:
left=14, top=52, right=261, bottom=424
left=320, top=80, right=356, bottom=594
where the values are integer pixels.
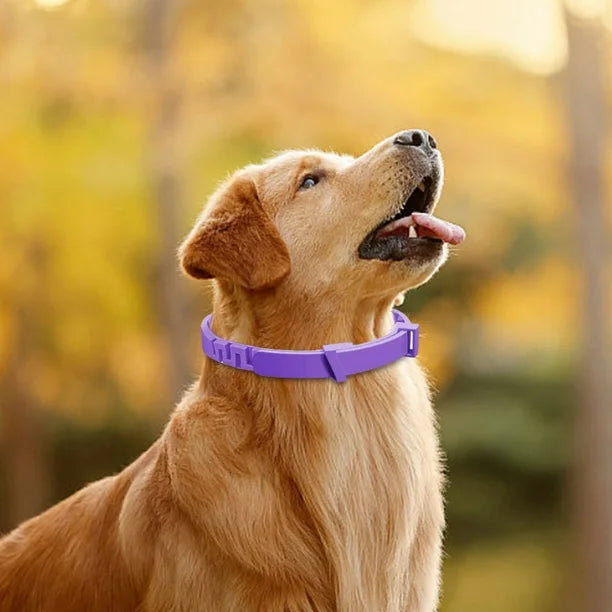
left=409, top=226, right=417, bottom=238
left=418, top=181, right=425, bottom=192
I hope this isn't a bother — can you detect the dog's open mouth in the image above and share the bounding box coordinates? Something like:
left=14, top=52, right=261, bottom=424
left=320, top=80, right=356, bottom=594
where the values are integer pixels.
left=358, top=174, right=465, bottom=261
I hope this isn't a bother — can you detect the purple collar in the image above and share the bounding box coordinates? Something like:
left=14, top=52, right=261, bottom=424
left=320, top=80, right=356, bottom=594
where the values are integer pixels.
left=200, top=309, right=419, bottom=382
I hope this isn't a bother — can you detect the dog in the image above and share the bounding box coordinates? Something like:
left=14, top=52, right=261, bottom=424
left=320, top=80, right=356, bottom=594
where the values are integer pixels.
left=0, top=130, right=465, bottom=611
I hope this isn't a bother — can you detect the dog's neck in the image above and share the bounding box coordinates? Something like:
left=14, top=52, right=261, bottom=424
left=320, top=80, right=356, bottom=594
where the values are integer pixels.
left=193, top=280, right=414, bottom=455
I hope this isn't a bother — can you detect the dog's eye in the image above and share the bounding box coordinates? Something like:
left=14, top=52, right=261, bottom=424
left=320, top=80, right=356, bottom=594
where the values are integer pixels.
left=299, top=175, right=319, bottom=190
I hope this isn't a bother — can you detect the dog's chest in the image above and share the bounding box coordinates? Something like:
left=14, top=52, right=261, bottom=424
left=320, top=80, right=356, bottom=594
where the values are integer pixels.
left=164, top=363, right=441, bottom=611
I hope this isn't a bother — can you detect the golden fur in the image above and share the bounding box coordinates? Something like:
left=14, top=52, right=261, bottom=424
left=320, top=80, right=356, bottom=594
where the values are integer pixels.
left=0, top=134, right=451, bottom=611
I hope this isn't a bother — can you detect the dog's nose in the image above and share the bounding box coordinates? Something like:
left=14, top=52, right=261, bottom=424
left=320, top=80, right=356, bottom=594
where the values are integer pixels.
left=393, top=130, right=437, bottom=155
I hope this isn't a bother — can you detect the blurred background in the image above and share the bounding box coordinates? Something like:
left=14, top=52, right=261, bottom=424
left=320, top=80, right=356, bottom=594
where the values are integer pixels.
left=1, top=0, right=611, bottom=610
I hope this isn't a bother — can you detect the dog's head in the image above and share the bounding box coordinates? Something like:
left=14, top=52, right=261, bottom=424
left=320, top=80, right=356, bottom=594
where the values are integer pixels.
left=180, top=132, right=464, bottom=304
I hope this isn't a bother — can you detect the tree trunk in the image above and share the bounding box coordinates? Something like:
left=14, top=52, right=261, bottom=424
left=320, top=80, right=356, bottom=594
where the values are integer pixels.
left=0, top=240, right=51, bottom=532
left=563, top=8, right=612, bottom=612
left=0, top=391, right=50, bottom=531
left=143, top=0, right=193, bottom=409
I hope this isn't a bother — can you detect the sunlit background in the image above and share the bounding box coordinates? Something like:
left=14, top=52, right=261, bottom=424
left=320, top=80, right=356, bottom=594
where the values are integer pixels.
left=1, top=1, right=611, bottom=610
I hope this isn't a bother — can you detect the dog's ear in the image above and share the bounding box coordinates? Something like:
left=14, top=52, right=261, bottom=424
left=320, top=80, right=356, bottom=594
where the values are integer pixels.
left=179, top=175, right=291, bottom=290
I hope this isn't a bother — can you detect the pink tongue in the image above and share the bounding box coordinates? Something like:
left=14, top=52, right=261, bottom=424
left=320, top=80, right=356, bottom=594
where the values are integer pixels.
left=412, top=212, right=466, bottom=245
left=376, top=212, right=466, bottom=245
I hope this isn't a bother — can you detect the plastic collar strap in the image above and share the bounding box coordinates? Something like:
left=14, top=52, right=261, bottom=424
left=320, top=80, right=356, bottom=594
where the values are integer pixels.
left=200, top=309, right=419, bottom=383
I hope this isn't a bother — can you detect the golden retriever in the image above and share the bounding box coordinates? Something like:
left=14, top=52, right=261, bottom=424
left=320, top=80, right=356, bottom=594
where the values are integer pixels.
left=0, top=130, right=465, bottom=611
